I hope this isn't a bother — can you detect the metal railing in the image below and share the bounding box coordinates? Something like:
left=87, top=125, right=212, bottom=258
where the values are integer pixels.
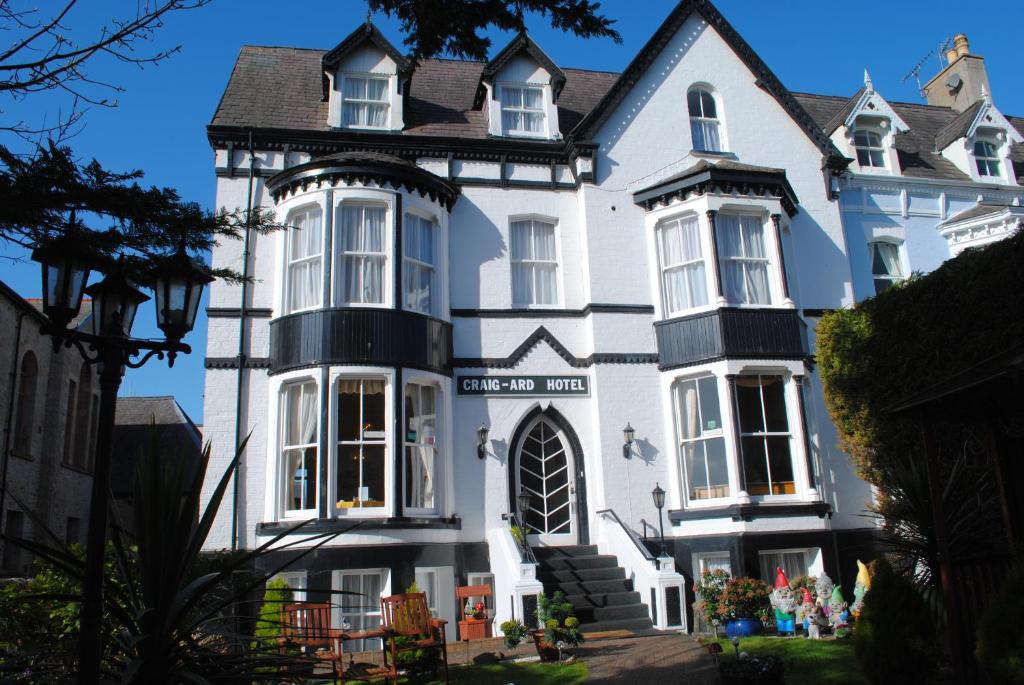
left=597, top=509, right=660, bottom=568
left=501, top=512, right=537, bottom=564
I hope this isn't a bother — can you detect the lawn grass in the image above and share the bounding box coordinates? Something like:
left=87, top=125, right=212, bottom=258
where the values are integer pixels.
left=712, top=636, right=863, bottom=685
left=362, top=660, right=587, bottom=685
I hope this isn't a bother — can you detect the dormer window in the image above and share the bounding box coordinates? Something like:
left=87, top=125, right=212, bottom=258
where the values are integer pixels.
left=341, top=75, right=390, bottom=128
left=854, top=129, right=885, bottom=168
left=688, top=88, right=722, bottom=152
left=974, top=139, right=1002, bottom=177
left=500, top=85, right=546, bottom=136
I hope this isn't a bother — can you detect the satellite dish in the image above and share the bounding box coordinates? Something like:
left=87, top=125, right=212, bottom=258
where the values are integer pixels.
left=946, top=73, right=963, bottom=91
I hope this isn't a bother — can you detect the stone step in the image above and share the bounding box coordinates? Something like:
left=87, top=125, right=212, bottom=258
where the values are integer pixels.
left=532, top=544, right=599, bottom=559
left=548, top=578, right=634, bottom=596
left=573, top=602, right=652, bottom=623
left=537, top=554, right=619, bottom=571
left=579, top=617, right=655, bottom=633
left=537, top=566, right=626, bottom=583
left=563, top=591, right=643, bottom=609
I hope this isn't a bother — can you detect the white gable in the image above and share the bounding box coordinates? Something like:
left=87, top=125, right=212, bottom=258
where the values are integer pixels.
left=843, top=82, right=909, bottom=134
left=326, top=44, right=403, bottom=130
left=966, top=99, right=1023, bottom=143
left=496, top=54, right=550, bottom=85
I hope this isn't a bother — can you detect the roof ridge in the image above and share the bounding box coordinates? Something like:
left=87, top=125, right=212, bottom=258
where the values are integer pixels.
left=241, top=44, right=326, bottom=53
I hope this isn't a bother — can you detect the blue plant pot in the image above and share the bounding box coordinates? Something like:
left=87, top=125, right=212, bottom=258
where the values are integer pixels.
left=725, top=618, right=763, bottom=638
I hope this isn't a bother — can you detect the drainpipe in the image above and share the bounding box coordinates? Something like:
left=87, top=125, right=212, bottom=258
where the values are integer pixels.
left=0, top=311, right=27, bottom=524
left=231, top=129, right=256, bottom=550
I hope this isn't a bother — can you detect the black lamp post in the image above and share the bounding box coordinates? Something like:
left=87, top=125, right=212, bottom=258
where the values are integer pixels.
left=31, top=229, right=210, bottom=684
left=652, top=482, right=667, bottom=557
left=517, top=487, right=532, bottom=518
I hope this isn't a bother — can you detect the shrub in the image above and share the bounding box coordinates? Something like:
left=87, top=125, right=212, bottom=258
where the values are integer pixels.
left=500, top=618, right=528, bottom=649
left=252, top=577, right=294, bottom=649
left=976, top=561, right=1024, bottom=684
left=537, top=591, right=582, bottom=647
left=718, top=577, right=771, bottom=621
left=719, top=654, right=784, bottom=685
left=694, top=568, right=730, bottom=624
left=853, top=558, right=935, bottom=683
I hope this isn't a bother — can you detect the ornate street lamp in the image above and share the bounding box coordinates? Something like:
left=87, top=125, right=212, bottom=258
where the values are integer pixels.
left=149, top=248, right=214, bottom=344
left=517, top=487, right=532, bottom=516
left=476, top=423, right=490, bottom=459
left=652, top=482, right=667, bottom=558
left=622, top=422, right=635, bottom=459
left=30, top=229, right=211, bottom=685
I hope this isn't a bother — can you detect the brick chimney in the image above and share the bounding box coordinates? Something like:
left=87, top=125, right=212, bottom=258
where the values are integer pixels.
left=922, top=34, right=992, bottom=111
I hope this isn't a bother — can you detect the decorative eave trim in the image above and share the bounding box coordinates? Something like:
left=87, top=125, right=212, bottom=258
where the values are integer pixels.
left=633, top=166, right=799, bottom=217
left=321, top=22, right=411, bottom=99
left=474, top=32, right=567, bottom=108
left=967, top=101, right=1024, bottom=144
left=207, top=125, right=584, bottom=167
left=451, top=325, right=657, bottom=368
left=668, top=501, right=833, bottom=523
left=205, top=357, right=272, bottom=370
left=842, top=89, right=910, bottom=134
left=265, top=156, right=460, bottom=210
left=568, top=0, right=843, bottom=162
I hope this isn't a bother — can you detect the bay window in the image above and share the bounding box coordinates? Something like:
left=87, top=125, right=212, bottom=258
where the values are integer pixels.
left=338, top=204, right=387, bottom=305
left=511, top=218, right=558, bottom=306
left=341, top=75, right=390, bottom=128
left=716, top=214, right=771, bottom=305
left=674, top=375, right=729, bottom=501
left=656, top=214, right=708, bottom=315
left=285, top=205, right=323, bottom=313
left=404, top=383, right=438, bottom=512
left=500, top=85, right=546, bottom=136
left=281, top=381, right=318, bottom=515
left=403, top=213, right=437, bottom=315
left=336, top=379, right=387, bottom=510
left=735, top=374, right=795, bottom=496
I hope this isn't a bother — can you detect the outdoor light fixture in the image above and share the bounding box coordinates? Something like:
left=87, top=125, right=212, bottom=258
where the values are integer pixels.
left=730, top=635, right=741, bottom=658
left=476, top=423, right=490, bottom=459
left=652, top=482, right=667, bottom=557
left=84, top=271, right=149, bottom=339
left=622, top=422, right=635, bottom=459
left=31, top=226, right=100, bottom=332
left=30, top=223, right=212, bottom=685
left=149, top=247, right=214, bottom=343
left=517, top=488, right=532, bottom=515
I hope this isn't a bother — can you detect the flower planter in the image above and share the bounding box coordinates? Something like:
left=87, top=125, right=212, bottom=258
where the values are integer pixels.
left=531, top=629, right=560, bottom=662
left=725, top=618, right=763, bottom=638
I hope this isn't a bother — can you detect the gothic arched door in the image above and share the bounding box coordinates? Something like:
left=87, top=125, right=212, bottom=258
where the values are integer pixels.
left=509, top=408, right=589, bottom=546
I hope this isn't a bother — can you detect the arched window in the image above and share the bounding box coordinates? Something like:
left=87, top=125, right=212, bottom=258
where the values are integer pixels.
left=73, top=365, right=93, bottom=470
left=853, top=129, right=885, bottom=168
left=687, top=88, right=721, bottom=152
left=974, top=139, right=1002, bottom=177
left=12, top=352, right=38, bottom=456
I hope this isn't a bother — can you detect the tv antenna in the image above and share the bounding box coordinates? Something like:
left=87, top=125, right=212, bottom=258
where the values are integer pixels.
left=902, top=37, right=953, bottom=98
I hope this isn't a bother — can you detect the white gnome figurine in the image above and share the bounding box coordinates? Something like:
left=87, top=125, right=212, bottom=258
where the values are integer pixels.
left=815, top=572, right=834, bottom=618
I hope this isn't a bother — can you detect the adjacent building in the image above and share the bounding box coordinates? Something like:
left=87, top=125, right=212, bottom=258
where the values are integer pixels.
left=199, top=0, right=1023, bottom=635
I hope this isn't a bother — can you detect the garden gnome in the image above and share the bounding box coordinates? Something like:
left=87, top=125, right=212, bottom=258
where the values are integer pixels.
left=829, top=586, right=850, bottom=637
left=815, top=572, right=834, bottom=617
left=851, top=559, right=871, bottom=618
left=798, top=587, right=815, bottom=633
left=769, top=568, right=797, bottom=635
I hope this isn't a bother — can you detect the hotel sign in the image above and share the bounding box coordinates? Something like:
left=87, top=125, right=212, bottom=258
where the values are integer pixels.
left=457, top=375, right=590, bottom=396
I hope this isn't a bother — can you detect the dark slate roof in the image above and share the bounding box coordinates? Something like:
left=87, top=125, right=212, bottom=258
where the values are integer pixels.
left=934, top=100, right=984, bottom=151
left=793, top=92, right=1024, bottom=183
left=823, top=87, right=865, bottom=134
left=938, top=202, right=1021, bottom=226
left=111, top=396, right=202, bottom=497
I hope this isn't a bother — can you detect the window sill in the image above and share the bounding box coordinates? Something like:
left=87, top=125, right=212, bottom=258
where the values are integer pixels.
left=690, top=150, right=736, bottom=160
left=668, top=501, right=831, bottom=523
left=257, top=515, right=461, bottom=536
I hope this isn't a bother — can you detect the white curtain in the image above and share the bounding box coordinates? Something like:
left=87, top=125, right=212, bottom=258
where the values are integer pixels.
left=288, top=209, right=322, bottom=312
left=283, top=383, right=317, bottom=512
left=340, top=206, right=386, bottom=304
left=501, top=86, right=544, bottom=133
left=690, top=119, right=721, bottom=152
left=342, top=77, right=389, bottom=127
left=717, top=214, right=769, bottom=305
left=511, top=220, right=557, bottom=305
left=337, top=378, right=385, bottom=396
left=405, top=386, right=436, bottom=510
left=404, top=214, right=435, bottom=314
left=873, top=242, right=901, bottom=277
left=660, top=216, right=707, bottom=313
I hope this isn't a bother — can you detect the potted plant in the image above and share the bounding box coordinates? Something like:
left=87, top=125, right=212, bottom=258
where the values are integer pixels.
left=499, top=619, right=529, bottom=650
left=532, top=592, right=582, bottom=662
left=718, top=577, right=771, bottom=638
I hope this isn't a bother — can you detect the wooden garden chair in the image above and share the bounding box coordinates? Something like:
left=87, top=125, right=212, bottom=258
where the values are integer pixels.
left=380, top=592, right=449, bottom=684
left=278, top=603, right=342, bottom=680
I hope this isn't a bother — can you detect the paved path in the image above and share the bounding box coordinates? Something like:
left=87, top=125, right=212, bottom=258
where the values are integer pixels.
left=577, top=632, right=718, bottom=683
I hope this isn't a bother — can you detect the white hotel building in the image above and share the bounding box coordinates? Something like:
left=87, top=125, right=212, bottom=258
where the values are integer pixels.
left=199, top=0, right=1024, bottom=634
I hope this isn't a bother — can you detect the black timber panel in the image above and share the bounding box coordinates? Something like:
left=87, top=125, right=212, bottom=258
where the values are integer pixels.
left=655, top=308, right=806, bottom=370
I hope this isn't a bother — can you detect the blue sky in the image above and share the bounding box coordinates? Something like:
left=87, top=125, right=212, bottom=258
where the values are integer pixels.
left=3, top=0, right=1022, bottom=424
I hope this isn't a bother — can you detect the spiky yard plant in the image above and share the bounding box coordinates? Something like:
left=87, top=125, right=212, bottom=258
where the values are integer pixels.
left=0, top=433, right=357, bottom=683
